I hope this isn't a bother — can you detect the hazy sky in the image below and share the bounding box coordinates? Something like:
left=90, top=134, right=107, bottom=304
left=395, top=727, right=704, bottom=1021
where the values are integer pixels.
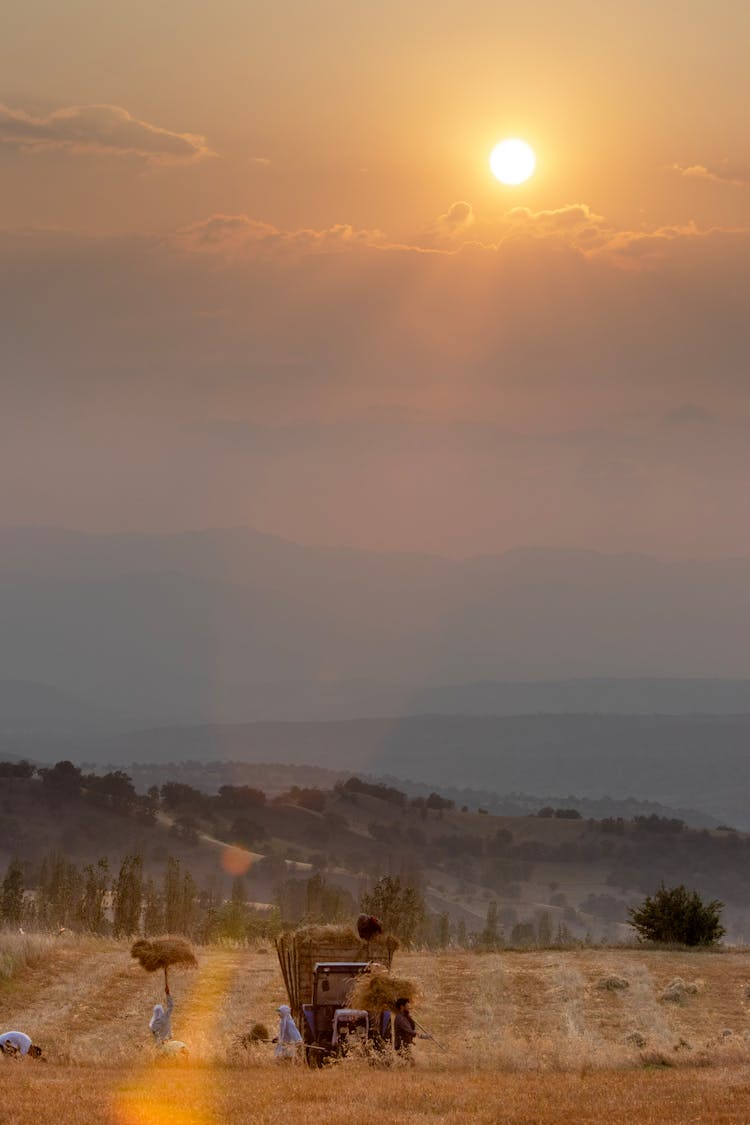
left=2, top=0, right=749, bottom=556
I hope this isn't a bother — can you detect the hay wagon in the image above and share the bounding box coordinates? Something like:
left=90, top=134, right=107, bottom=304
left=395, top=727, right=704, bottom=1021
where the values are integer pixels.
left=275, top=925, right=397, bottom=1065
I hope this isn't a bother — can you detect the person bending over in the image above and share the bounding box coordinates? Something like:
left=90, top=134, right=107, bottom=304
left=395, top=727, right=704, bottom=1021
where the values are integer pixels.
left=0, top=1031, right=43, bottom=1059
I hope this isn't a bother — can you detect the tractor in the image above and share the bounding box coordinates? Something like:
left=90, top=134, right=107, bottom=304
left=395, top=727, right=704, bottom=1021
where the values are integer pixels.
left=275, top=926, right=396, bottom=1065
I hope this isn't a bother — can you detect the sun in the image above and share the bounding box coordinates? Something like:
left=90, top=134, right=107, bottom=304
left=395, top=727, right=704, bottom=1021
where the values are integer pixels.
left=490, top=139, right=536, bottom=185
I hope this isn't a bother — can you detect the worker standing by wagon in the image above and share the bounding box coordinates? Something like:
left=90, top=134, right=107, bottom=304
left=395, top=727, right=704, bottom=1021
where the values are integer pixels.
left=393, top=997, right=427, bottom=1061
left=275, top=1004, right=302, bottom=1061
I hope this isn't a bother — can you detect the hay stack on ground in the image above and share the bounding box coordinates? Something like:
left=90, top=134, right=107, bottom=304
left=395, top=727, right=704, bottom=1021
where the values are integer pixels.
left=238, top=1022, right=271, bottom=1049
left=131, top=937, right=197, bottom=990
left=348, top=964, right=421, bottom=1014
left=660, top=977, right=701, bottom=1003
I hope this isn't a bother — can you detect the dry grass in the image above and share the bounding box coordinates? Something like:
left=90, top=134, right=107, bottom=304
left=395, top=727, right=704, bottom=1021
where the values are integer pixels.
left=0, top=932, right=57, bottom=985
left=4, top=1064, right=750, bottom=1124
left=3, top=940, right=750, bottom=1121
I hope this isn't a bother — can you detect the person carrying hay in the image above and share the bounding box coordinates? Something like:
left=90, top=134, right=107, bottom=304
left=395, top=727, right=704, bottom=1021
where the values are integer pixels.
left=131, top=937, right=196, bottom=1055
left=149, top=984, right=175, bottom=1045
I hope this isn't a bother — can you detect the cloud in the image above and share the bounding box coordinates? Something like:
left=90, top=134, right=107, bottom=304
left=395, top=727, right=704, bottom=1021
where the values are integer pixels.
left=252, top=156, right=272, bottom=166
left=0, top=103, right=212, bottom=162
left=172, top=213, right=388, bottom=256
left=1, top=210, right=749, bottom=555
left=501, top=203, right=609, bottom=247
left=671, top=162, right=749, bottom=186
left=422, top=200, right=476, bottom=244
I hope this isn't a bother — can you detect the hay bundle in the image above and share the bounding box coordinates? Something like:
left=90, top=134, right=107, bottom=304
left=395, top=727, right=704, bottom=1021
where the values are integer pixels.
left=660, top=977, right=701, bottom=1003
left=238, top=1022, right=270, bottom=1049
left=295, top=924, right=361, bottom=945
left=131, top=936, right=197, bottom=989
left=347, top=965, right=421, bottom=1013
left=597, top=975, right=629, bottom=991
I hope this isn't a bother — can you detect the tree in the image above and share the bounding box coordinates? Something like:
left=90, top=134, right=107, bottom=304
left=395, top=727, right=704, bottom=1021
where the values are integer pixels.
left=112, top=854, right=143, bottom=937
left=230, top=817, right=267, bottom=848
left=360, top=875, right=425, bottom=947
left=217, top=785, right=266, bottom=810
left=628, top=883, right=725, bottom=946
left=142, top=878, right=165, bottom=936
left=39, top=760, right=83, bottom=801
left=180, top=870, right=197, bottom=935
left=1, top=858, right=24, bottom=926
left=0, top=760, right=35, bottom=779
left=86, top=770, right=136, bottom=812
left=160, top=782, right=208, bottom=814
left=78, top=858, right=109, bottom=934
left=536, top=911, right=552, bottom=946
left=479, top=900, right=501, bottom=950
left=435, top=912, right=450, bottom=949
left=37, top=852, right=81, bottom=929
left=217, top=876, right=249, bottom=940
left=164, top=857, right=183, bottom=932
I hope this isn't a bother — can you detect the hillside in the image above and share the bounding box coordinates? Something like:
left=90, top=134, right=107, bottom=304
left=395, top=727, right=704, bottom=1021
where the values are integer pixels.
left=3, top=936, right=750, bottom=1123
left=4, top=768, right=750, bottom=942
left=63, top=711, right=750, bottom=828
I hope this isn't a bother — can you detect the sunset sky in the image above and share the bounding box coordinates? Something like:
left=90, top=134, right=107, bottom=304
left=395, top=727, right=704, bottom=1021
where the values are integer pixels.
left=2, top=0, right=749, bottom=556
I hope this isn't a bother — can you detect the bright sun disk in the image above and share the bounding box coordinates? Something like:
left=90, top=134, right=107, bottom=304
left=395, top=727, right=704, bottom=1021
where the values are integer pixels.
left=490, top=139, right=536, bottom=185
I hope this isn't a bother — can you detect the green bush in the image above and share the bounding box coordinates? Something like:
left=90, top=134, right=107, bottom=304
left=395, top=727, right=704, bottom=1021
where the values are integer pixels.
left=628, top=882, right=725, bottom=946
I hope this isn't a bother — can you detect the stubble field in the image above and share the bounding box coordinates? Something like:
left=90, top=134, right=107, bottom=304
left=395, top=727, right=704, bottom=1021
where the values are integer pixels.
left=2, top=936, right=750, bottom=1123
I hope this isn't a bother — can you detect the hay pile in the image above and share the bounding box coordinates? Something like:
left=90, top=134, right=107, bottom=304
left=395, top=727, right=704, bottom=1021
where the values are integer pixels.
left=292, top=923, right=399, bottom=954
left=238, top=1022, right=270, bottom=1048
left=660, top=977, right=701, bottom=1003
left=597, top=975, right=630, bottom=992
left=347, top=965, right=421, bottom=1013
left=295, top=924, right=361, bottom=945
left=131, top=937, right=197, bottom=986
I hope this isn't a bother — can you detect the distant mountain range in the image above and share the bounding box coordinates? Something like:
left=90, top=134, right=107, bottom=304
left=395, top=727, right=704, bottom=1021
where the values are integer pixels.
left=1, top=525, right=749, bottom=724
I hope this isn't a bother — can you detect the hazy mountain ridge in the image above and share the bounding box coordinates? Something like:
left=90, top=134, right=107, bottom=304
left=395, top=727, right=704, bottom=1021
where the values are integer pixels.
left=1, top=526, right=750, bottom=723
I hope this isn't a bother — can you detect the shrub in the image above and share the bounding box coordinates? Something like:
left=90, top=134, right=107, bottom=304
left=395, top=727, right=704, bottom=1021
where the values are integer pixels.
left=628, top=882, right=725, bottom=946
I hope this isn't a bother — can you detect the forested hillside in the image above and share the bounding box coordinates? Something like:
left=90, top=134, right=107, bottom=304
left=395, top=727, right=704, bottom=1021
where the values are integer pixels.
left=3, top=762, right=750, bottom=944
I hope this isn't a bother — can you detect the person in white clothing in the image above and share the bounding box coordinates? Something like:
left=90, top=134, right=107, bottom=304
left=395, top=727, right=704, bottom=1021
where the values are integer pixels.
left=149, top=986, right=174, bottom=1044
left=274, top=1004, right=302, bottom=1060
left=0, top=1031, right=43, bottom=1059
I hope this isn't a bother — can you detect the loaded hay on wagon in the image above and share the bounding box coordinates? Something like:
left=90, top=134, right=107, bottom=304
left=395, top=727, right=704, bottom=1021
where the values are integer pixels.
left=275, top=923, right=398, bottom=1024
left=347, top=963, right=421, bottom=1014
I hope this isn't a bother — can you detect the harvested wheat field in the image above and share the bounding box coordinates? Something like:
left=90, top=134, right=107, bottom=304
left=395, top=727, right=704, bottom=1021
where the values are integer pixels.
left=3, top=936, right=750, bottom=1123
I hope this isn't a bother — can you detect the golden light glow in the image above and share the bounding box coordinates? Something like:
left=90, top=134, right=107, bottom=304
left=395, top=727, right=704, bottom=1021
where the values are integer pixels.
left=221, top=845, right=253, bottom=875
left=489, top=139, right=536, bottom=185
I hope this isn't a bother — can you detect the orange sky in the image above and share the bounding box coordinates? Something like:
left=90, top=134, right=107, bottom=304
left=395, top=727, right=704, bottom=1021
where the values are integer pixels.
left=1, top=0, right=749, bottom=556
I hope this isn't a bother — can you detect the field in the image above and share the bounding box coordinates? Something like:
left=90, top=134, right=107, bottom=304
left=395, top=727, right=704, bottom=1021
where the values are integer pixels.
left=2, top=935, right=750, bottom=1123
